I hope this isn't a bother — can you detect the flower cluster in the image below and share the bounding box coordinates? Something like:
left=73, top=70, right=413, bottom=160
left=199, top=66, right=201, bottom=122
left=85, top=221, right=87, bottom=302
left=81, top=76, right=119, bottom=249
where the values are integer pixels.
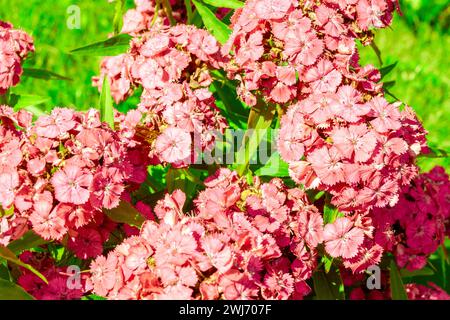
left=94, top=24, right=228, bottom=166
left=120, top=0, right=187, bottom=35
left=0, top=106, right=147, bottom=258
left=341, top=268, right=450, bottom=300
left=222, top=0, right=427, bottom=213
left=0, top=21, right=34, bottom=94
left=17, top=250, right=86, bottom=300
left=371, top=166, right=450, bottom=271
left=405, top=283, right=450, bottom=300
left=87, top=168, right=325, bottom=299
left=279, top=98, right=428, bottom=213
left=223, top=0, right=398, bottom=106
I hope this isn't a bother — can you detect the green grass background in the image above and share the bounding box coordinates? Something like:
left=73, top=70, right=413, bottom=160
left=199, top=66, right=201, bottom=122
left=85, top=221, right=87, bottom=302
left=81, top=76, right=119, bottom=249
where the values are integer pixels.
left=0, top=0, right=448, bottom=171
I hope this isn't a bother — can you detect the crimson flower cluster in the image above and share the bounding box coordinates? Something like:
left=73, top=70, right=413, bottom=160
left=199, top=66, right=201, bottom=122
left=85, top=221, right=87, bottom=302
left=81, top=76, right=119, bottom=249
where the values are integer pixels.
left=371, top=166, right=450, bottom=271
left=0, top=106, right=147, bottom=258
left=0, top=21, right=34, bottom=94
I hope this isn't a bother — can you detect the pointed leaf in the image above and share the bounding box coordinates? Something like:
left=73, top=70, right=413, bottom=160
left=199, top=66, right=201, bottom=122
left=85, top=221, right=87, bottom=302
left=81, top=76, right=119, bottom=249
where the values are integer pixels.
left=254, top=152, right=289, bottom=177
left=192, top=0, right=231, bottom=44
left=7, top=231, right=49, bottom=254
left=0, top=279, right=34, bottom=300
left=379, top=62, right=398, bottom=79
left=313, top=267, right=345, bottom=300
left=390, top=259, right=408, bottom=300
left=22, top=68, right=72, bottom=81
left=99, top=76, right=115, bottom=129
left=202, top=0, right=243, bottom=9
left=9, top=94, right=50, bottom=111
left=113, top=0, right=125, bottom=35
left=0, top=245, right=48, bottom=284
left=69, top=34, right=131, bottom=56
left=104, top=201, right=146, bottom=228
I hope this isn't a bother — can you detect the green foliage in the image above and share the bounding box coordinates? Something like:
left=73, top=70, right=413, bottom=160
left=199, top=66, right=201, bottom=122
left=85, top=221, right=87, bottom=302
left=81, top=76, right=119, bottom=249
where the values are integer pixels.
left=313, top=265, right=345, bottom=300
left=0, top=245, right=48, bottom=283
left=390, top=259, right=409, bottom=300
left=0, top=278, right=35, bottom=300
left=104, top=201, right=146, bottom=228
left=192, top=0, right=231, bottom=44
left=98, top=76, right=115, bottom=129
left=7, top=231, right=49, bottom=254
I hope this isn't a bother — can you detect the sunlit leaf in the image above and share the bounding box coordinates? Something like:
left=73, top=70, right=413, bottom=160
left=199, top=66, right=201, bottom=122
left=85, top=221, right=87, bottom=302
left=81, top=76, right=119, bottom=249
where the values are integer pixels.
left=69, top=34, right=131, bottom=56
left=192, top=0, right=231, bottom=44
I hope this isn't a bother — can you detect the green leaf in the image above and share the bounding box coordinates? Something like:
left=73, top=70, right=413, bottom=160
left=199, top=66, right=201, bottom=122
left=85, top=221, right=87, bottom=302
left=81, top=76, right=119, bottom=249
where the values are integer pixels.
left=419, top=147, right=449, bottom=159
left=323, top=204, right=341, bottom=224
left=99, top=76, right=115, bottom=129
left=0, top=245, right=48, bottom=284
left=9, top=94, right=50, bottom=111
left=390, top=259, right=408, bottom=300
left=7, top=231, right=49, bottom=254
left=313, top=266, right=345, bottom=300
left=191, top=0, right=231, bottom=44
left=236, top=100, right=276, bottom=176
left=22, top=68, right=72, bottom=81
left=82, top=294, right=107, bottom=300
left=379, top=62, right=398, bottom=79
left=202, top=0, right=244, bottom=9
left=184, top=0, right=193, bottom=24
left=104, top=201, right=146, bottom=228
left=400, top=267, right=434, bottom=278
left=383, top=80, right=396, bottom=89
left=254, top=152, right=289, bottom=177
left=0, top=279, right=34, bottom=300
left=321, top=255, right=334, bottom=274
left=113, top=0, right=125, bottom=35
left=211, top=79, right=249, bottom=129
left=69, top=33, right=131, bottom=56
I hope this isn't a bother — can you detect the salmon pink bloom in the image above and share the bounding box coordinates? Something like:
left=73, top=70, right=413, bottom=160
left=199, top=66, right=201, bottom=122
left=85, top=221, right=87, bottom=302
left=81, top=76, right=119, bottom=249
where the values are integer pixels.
left=51, top=165, right=93, bottom=205
left=323, top=217, right=365, bottom=259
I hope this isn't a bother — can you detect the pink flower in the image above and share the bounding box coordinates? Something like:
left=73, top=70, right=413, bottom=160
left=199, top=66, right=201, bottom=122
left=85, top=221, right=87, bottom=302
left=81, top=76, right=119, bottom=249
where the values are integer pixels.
left=368, top=97, right=401, bottom=133
left=155, top=127, right=192, bottom=164
left=35, top=108, right=76, bottom=138
left=41, top=276, right=83, bottom=300
left=51, top=165, right=93, bottom=205
left=29, top=192, right=67, bottom=240
left=90, top=167, right=124, bottom=210
left=323, top=217, right=364, bottom=259
left=0, top=171, right=19, bottom=208
left=308, top=146, right=345, bottom=186
left=298, top=210, right=324, bottom=248
left=331, top=124, right=377, bottom=162
left=89, top=253, right=119, bottom=297
left=254, top=0, right=293, bottom=20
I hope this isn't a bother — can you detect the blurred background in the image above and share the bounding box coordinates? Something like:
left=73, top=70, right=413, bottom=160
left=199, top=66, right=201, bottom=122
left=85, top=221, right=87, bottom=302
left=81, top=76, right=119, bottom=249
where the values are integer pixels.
left=0, top=0, right=448, bottom=171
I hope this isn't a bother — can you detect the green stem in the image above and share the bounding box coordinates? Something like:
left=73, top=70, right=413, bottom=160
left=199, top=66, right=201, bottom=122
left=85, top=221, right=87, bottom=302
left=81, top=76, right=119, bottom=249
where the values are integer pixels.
left=162, top=0, right=177, bottom=26
left=184, top=0, right=193, bottom=24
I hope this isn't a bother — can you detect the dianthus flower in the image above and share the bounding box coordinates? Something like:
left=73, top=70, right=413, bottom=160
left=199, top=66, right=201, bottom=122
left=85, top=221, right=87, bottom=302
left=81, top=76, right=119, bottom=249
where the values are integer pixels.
left=87, top=169, right=322, bottom=300
left=223, top=0, right=397, bottom=106
left=0, top=21, right=34, bottom=94
left=371, top=166, right=450, bottom=271
left=96, top=24, right=228, bottom=167
left=0, top=106, right=147, bottom=247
